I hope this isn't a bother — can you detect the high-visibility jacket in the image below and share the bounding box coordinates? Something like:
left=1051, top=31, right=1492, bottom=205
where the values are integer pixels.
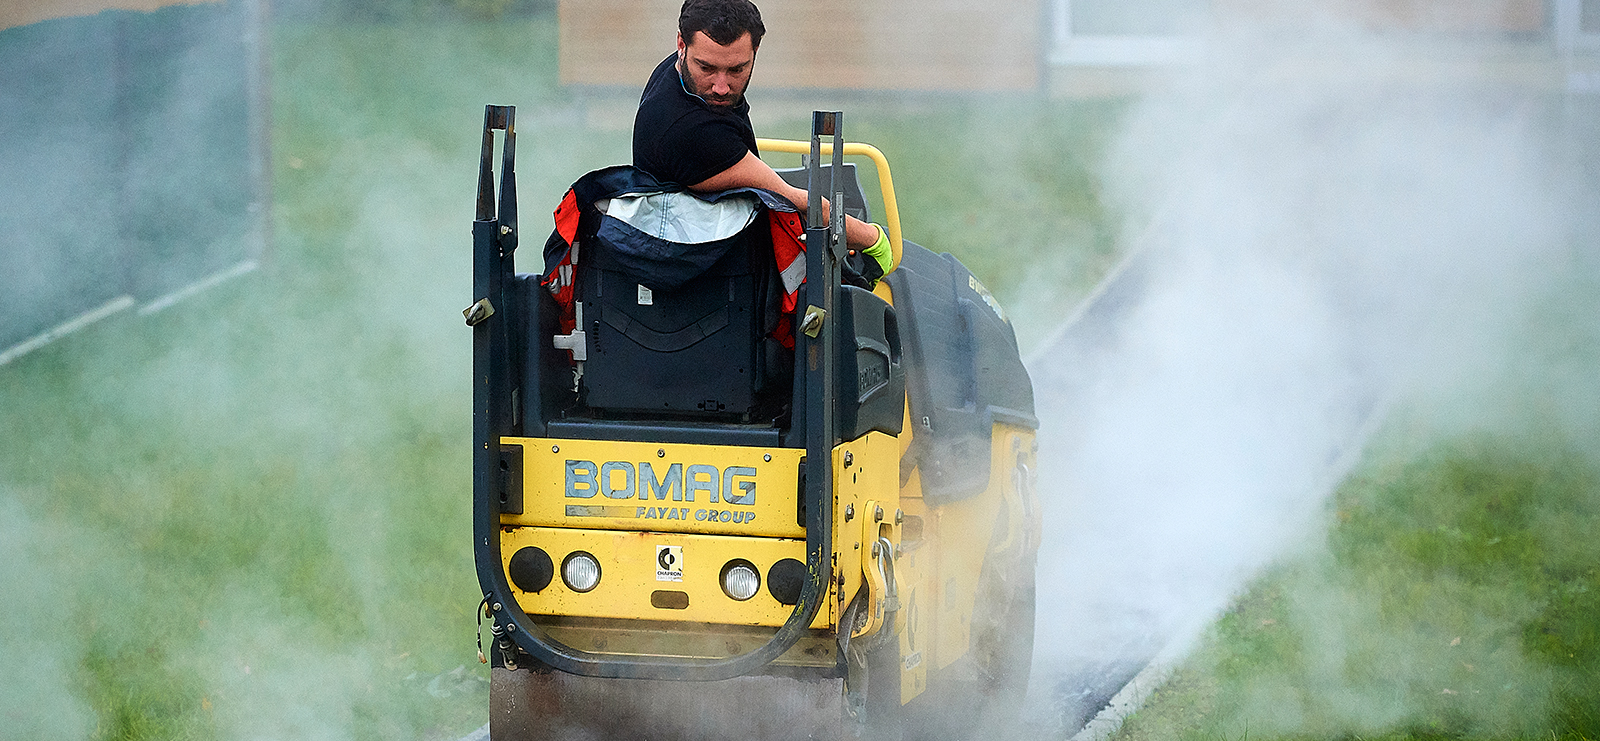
left=540, top=166, right=878, bottom=350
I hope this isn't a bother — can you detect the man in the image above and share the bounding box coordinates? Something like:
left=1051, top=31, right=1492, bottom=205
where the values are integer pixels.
left=632, top=0, right=891, bottom=275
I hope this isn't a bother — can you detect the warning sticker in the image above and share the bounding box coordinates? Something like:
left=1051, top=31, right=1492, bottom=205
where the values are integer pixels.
left=655, top=545, right=683, bottom=582
left=637, top=284, right=654, bottom=306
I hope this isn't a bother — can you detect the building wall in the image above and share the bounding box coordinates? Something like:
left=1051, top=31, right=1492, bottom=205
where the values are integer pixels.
left=1348, top=0, right=1545, bottom=31
left=0, top=0, right=216, bottom=32
left=1207, top=0, right=1548, bottom=32
left=558, top=0, right=1043, bottom=92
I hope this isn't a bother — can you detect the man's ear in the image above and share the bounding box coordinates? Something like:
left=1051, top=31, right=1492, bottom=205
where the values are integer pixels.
left=676, top=32, right=686, bottom=55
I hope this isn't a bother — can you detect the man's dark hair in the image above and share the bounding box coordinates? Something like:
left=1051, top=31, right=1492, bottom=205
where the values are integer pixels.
left=679, top=0, right=765, bottom=49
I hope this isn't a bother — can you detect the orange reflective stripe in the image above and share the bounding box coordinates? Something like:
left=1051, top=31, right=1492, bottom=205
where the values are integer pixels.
left=766, top=210, right=806, bottom=350
left=553, top=189, right=581, bottom=245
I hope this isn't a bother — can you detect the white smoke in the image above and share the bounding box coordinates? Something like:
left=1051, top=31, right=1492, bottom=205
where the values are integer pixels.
left=0, top=496, right=96, bottom=739
left=1025, top=8, right=1580, bottom=718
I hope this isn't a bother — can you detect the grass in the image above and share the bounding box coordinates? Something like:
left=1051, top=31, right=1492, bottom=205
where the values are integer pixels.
left=1112, top=262, right=1600, bottom=741
left=0, top=7, right=1123, bottom=740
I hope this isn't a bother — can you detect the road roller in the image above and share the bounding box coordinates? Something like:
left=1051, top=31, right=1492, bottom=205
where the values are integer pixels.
left=468, top=105, right=1039, bottom=739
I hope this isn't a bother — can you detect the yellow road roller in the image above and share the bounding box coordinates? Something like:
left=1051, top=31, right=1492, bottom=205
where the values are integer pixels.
left=469, top=106, right=1040, bottom=740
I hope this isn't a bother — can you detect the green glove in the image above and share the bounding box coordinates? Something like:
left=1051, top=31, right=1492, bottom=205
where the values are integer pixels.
left=862, top=223, right=893, bottom=277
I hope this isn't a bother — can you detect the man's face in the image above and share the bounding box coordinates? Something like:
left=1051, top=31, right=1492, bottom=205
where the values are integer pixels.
left=677, top=30, right=755, bottom=109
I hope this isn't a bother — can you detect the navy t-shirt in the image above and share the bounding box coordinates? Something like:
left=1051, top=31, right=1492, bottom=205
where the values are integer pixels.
left=632, top=53, right=758, bottom=186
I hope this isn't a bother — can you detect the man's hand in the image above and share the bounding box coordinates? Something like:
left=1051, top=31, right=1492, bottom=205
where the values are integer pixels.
left=857, top=223, right=893, bottom=276
left=809, top=197, right=882, bottom=250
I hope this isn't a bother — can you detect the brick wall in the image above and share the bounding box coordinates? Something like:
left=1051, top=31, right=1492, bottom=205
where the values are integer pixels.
left=559, top=0, right=1043, bottom=92
left=1213, top=0, right=1548, bottom=33
left=0, top=0, right=216, bottom=32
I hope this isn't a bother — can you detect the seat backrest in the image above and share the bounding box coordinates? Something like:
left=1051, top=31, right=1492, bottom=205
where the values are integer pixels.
left=578, top=213, right=779, bottom=420
left=774, top=163, right=871, bottom=223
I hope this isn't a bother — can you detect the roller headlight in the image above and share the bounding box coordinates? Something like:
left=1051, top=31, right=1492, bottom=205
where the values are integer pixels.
left=507, top=547, right=553, bottom=593
left=721, top=560, right=760, bottom=601
left=766, top=558, right=806, bottom=605
left=561, top=552, right=601, bottom=593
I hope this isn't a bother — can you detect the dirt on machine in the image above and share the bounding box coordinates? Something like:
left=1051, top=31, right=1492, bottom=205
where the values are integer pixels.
left=468, top=105, right=1040, bottom=740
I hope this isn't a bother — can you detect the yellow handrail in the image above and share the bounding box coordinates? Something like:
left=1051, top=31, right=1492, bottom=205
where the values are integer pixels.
left=755, top=138, right=902, bottom=273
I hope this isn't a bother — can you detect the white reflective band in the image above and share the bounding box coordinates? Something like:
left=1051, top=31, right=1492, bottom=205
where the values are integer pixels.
left=603, top=192, right=759, bottom=244
left=779, top=256, right=806, bottom=295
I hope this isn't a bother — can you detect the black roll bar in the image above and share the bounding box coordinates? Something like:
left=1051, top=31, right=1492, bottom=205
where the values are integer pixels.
left=470, top=105, right=846, bottom=680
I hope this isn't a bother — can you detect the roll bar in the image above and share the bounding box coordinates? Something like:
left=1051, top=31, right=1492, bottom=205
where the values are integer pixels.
left=471, top=106, right=847, bottom=681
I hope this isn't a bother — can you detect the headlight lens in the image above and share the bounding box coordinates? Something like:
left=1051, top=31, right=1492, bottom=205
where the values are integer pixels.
left=721, top=561, right=760, bottom=601
left=562, top=552, right=601, bottom=592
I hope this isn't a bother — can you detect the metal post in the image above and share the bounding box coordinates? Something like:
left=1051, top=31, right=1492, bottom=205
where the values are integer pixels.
left=803, top=108, right=844, bottom=666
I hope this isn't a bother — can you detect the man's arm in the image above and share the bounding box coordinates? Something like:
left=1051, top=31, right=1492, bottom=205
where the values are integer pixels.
left=691, top=151, right=880, bottom=249
left=691, top=150, right=805, bottom=206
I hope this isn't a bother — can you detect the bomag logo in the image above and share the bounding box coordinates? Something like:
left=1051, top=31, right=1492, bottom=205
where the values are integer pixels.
left=563, top=460, right=759, bottom=524
left=565, top=460, right=756, bottom=506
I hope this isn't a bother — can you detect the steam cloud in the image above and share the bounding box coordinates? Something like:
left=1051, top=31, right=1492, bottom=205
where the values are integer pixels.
left=0, top=497, right=96, bottom=738
left=4, top=2, right=1595, bottom=739
left=1025, top=4, right=1591, bottom=734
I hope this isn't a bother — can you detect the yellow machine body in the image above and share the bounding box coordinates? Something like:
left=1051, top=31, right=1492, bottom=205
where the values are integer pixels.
left=496, top=304, right=1040, bottom=706
left=473, top=113, right=1040, bottom=738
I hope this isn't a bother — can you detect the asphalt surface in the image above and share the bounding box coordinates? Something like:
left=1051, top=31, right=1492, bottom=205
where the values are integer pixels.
left=1018, top=231, right=1393, bottom=738
left=1018, top=248, right=1171, bottom=739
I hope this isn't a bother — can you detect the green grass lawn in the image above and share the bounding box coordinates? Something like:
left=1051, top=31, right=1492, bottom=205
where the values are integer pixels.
left=1113, top=261, right=1600, bottom=741
left=7, top=8, right=1595, bottom=741
left=0, top=8, right=1123, bottom=740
